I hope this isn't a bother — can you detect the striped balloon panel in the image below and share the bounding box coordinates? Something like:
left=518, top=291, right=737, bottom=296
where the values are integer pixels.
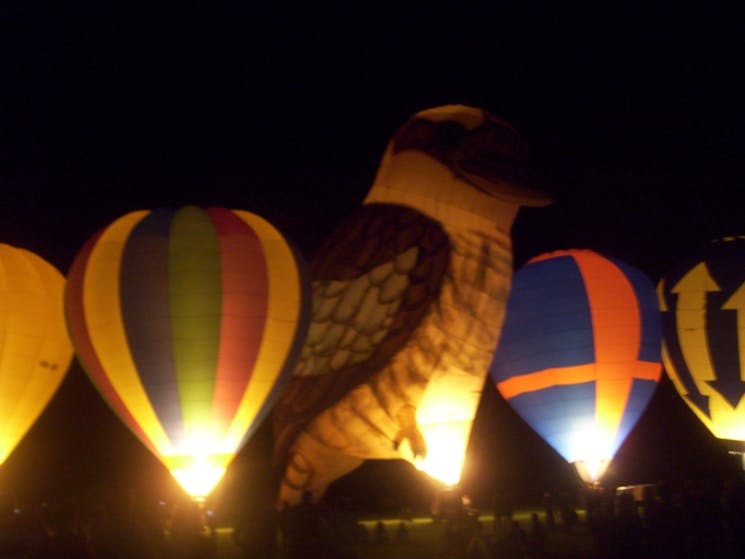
left=65, top=206, right=309, bottom=467
left=0, top=244, right=73, bottom=464
left=658, top=236, right=745, bottom=441
left=490, top=250, right=661, bottom=463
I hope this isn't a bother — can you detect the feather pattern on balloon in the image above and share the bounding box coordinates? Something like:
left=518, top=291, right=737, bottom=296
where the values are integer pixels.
left=273, top=105, right=550, bottom=506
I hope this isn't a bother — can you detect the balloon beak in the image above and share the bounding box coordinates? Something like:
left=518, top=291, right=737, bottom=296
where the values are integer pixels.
left=456, top=154, right=552, bottom=207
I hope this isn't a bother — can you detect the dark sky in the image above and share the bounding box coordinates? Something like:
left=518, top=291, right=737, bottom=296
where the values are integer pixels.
left=1, top=1, right=744, bottom=510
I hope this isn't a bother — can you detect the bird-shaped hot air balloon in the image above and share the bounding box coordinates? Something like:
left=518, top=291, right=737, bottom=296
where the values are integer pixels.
left=658, top=236, right=745, bottom=448
left=0, top=243, right=73, bottom=465
left=273, top=105, right=550, bottom=506
left=65, top=206, right=310, bottom=499
left=490, top=249, right=663, bottom=483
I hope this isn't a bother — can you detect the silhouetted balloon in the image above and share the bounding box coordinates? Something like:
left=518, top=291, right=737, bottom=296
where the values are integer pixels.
left=658, top=236, right=745, bottom=443
left=0, top=244, right=73, bottom=465
left=65, top=206, right=310, bottom=498
left=490, top=249, right=662, bottom=483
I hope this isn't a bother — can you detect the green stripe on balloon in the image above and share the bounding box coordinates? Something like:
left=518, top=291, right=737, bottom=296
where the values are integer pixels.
left=168, top=206, right=222, bottom=444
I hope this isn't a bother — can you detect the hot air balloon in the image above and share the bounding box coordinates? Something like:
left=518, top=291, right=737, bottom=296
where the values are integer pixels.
left=658, top=236, right=745, bottom=447
left=65, top=206, right=310, bottom=499
left=0, top=243, right=73, bottom=465
left=490, top=249, right=662, bottom=483
left=272, top=105, right=550, bottom=506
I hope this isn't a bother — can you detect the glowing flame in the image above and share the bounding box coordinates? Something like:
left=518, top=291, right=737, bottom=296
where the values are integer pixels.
left=169, top=455, right=227, bottom=500
left=413, top=420, right=471, bottom=486
left=163, top=433, right=231, bottom=499
left=573, top=458, right=611, bottom=484
left=568, top=422, right=613, bottom=483
left=405, top=368, right=483, bottom=486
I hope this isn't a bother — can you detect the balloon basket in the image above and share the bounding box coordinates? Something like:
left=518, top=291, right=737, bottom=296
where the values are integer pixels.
left=727, top=448, right=745, bottom=471
left=430, top=485, right=464, bottom=522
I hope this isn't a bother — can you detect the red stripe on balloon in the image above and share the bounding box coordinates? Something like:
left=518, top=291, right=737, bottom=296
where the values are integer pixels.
left=65, top=233, right=159, bottom=456
left=206, top=208, right=269, bottom=434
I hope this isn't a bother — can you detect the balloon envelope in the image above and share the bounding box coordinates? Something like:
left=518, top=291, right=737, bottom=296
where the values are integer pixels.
left=658, top=236, right=745, bottom=442
left=490, top=250, right=662, bottom=482
left=0, top=244, right=73, bottom=464
left=65, top=206, right=310, bottom=498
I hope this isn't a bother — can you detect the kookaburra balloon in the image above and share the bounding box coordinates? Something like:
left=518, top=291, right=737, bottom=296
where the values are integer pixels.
left=273, top=105, right=550, bottom=507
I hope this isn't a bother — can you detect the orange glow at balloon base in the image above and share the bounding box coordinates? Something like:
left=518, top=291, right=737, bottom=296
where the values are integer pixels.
left=573, top=458, right=611, bottom=484
left=410, top=419, right=471, bottom=487
left=566, top=422, right=614, bottom=484
left=164, top=452, right=231, bottom=500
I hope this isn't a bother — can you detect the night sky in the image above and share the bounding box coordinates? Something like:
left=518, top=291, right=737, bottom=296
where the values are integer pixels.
left=1, top=2, right=744, bottom=512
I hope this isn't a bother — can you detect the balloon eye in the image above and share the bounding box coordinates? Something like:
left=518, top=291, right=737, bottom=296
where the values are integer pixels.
left=393, top=120, right=438, bottom=152
left=392, top=120, right=468, bottom=153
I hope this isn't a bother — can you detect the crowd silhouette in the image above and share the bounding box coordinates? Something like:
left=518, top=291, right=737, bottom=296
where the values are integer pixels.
left=2, top=476, right=745, bottom=558
left=0, top=491, right=217, bottom=559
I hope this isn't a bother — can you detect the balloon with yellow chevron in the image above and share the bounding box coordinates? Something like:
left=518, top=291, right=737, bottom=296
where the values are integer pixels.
left=658, top=236, right=745, bottom=443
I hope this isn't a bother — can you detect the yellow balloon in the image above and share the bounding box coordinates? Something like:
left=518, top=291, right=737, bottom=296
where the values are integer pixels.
left=659, top=236, right=745, bottom=442
left=0, top=244, right=73, bottom=464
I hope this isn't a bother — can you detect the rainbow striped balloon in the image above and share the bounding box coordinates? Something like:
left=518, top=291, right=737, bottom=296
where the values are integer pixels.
left=490, top=249, right=662, bottom=482
left=65, top=206, right=310, bottom=498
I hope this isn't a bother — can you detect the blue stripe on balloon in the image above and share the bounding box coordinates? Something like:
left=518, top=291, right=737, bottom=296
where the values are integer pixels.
left=609, top=257, right=661, bottom=363
left=508, top=381, right=596, bottom=463
left=612, top=378, right=658, bottom=455
left=706, top=243, right=745, bottom=408
left=120, top=208, right=185, bottom=448
left=706, top=291, right=742, bottom=406
left=661, top=302, right=699, bottom=401
left=491, top=255, right=594, bottom=381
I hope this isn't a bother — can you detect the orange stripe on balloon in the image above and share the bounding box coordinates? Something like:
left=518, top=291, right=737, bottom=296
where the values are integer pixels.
left=572, top=251, right=640, bottom=440
left=497, top=364, right=596, bottom=399
left=633, top=361, right=663, bottom=382
left=526, top=249, right=574, bottom=265
left=497, top=360, right=662, bottom=401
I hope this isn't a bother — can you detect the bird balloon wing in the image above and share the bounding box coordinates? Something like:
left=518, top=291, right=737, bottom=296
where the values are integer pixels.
left=273, top=203, right=450, bottom=466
